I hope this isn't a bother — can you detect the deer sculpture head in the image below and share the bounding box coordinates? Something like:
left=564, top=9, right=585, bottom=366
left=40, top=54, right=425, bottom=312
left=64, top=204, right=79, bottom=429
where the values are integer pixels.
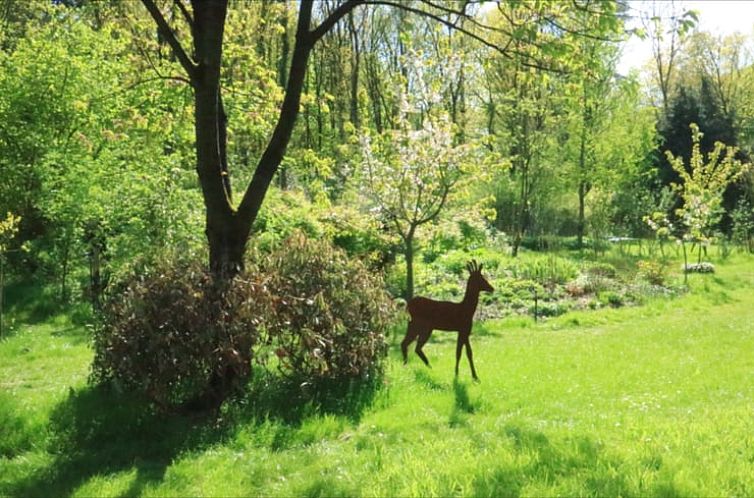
left=466, top=259, right=494, bottom=295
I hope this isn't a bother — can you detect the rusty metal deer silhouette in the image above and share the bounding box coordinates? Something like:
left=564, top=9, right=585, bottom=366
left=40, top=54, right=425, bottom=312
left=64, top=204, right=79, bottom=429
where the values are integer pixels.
left=401, top=260, right=494, bottom=380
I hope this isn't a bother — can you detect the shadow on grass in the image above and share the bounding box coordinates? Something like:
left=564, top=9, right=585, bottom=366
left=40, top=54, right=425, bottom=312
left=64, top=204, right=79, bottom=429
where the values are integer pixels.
left=449, top=378, right=478, bottom=427
left=413, top=369, right=448, bottom=391
left=240, top=368, right=383, bottom=426
left=7, top=371, right=383, bottom=496
left=3, top=281, right=68, bottom=326
left=6, top=386, right=231, bottom=497
left=471, top=425, right=642, bottom=497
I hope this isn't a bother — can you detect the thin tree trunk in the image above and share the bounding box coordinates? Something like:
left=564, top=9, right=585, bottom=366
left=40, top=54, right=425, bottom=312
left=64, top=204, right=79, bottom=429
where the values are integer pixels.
left=682, top=239, right=688, bottom=285
left=0, top=255, right=4, bottom=340
left=347, top=10, right=360, bottom=128
left=577, top=180, right=586, bottom=249
left=404, top=228, right=416, bottom=300
left=60, top=237, right=69, bottom=303
left=277, top=1, right=290, bottom=189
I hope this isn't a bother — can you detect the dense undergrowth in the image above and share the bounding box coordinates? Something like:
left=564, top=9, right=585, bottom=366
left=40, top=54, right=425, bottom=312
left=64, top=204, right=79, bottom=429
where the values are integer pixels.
left=2, top=252, right=754, bottom=496
left=393, top=242, right=688, bottom=321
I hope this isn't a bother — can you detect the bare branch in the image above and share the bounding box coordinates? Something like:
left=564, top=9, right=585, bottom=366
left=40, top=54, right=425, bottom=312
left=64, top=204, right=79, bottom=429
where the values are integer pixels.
left=174, top=0, right=194, bottom=30
left=362, top=0, right=565, bottom=73
left=311, top=0, right=364, bottom=43
left=141, top=0, right=197, bottom=80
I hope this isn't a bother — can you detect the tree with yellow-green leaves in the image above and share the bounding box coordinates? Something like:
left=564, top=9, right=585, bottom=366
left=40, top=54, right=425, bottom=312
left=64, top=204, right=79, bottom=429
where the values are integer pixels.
left=666, top=123, right=751, bottom=280
left=0, top=212, right=21, bottom=338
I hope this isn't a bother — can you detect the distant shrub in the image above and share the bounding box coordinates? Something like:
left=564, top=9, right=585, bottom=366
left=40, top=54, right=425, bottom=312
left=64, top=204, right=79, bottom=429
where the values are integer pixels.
left=531, top=301, right=570, bottom=317
left=637, top=260, right=667, bottom=285
left=584, top=262, right=617, bottom=279
left=599, top=291, right=624, bottom=307
left=512, top=255, right=578, bottom=287
left=256, top=232, right=394, bottom=382
left=683, top=262, right=715, bottom=274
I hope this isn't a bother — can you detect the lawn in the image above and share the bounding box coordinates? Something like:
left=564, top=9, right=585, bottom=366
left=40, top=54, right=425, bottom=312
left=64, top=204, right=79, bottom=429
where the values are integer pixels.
left=2, top=255, right=754, bottom=497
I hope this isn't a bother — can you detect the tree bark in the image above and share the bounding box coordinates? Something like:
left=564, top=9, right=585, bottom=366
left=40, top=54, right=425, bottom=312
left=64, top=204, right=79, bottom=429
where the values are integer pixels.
left=404, top=228, right=415, bottom=300
left=235, top=2, right=315, bottom=250
left=185, top=1, right=317, bottom=277
left=347, top=10, right=360, bottom=128
left=577, top=180, right=586, bottom=249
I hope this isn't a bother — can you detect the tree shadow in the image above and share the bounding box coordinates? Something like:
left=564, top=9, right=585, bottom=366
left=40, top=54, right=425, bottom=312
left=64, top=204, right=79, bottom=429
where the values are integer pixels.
left=471, top=425, right=633, bottom=496
left=6, top=386, right=234, bottom=497
left=240, top=369, right=385, bottom=426
left=2, top=281, right=67, bottom=326
left=472, top=425, right=637, bottom=496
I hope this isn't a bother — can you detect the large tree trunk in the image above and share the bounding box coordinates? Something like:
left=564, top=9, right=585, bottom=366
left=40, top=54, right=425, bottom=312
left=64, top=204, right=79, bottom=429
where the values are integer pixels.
left=187, top=1, right=315, bottom=278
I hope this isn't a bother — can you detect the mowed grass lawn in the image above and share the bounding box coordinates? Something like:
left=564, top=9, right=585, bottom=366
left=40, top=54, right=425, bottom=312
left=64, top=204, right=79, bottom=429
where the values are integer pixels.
left=2, top=256, right=754, bottom=497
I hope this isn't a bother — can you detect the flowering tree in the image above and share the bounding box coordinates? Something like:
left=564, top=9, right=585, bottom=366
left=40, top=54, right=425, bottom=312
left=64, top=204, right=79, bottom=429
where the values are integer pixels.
left=361, top=109, right=467, bottom=299
left=665, top=123, right=750, bottom=275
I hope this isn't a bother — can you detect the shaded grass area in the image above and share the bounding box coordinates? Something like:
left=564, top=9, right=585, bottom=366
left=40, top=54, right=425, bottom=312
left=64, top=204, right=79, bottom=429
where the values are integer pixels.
left=2, top=255, right=754, bottom=496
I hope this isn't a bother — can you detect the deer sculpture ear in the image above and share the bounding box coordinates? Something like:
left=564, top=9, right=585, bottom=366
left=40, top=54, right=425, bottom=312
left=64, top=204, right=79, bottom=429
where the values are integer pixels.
left=479, top=263, right=483, bottom=272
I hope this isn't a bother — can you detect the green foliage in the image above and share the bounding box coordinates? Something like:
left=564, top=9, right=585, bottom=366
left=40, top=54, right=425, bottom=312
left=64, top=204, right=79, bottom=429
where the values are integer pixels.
left=510, top=254, right=579, bottom=287
left=598, top=290, right=624, bottom=307
left=637, top=260, right=668, bottom=286
left=256, top=232, right=394, bottom=382
left=731, top=198, right=754, bottom=250
left=252, top=189, right=393, bottom=265
left=666, top=123, right=751, bottom=245
left=584, top=261, right=618, bottom=279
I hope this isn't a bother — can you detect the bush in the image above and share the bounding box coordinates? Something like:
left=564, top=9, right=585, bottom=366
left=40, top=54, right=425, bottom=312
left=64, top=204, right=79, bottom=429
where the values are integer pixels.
left=637, top=260, right=667, bottom=285
left=683, top=262, right=715, bottom=274
left=91, top=258, right=266, bottom=408
left=92, top=233, right=394, bottom=409
left=512, top=255, right=578, bottom=287
left=598, top=291, right=624, bottom=307
left=584, top=262, right=617, bottom=278
left=531, top=301, right=570, bottom=317
left=258, top=233, right=394, bottom=382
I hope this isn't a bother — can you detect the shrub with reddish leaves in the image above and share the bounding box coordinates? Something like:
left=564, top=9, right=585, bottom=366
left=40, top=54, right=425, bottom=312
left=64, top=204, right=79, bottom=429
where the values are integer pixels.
left=91, top=233, right=394, bottom=409
left=91, top=258, right=271, bottom=408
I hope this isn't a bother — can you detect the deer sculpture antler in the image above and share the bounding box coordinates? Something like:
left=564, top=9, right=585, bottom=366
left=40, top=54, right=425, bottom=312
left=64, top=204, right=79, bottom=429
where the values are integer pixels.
left=401, top=259, right=494, bottom=380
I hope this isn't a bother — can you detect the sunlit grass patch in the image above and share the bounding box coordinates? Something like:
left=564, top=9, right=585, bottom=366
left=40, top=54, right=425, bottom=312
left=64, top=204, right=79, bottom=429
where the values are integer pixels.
left=2, top=255, right=754, bottom=496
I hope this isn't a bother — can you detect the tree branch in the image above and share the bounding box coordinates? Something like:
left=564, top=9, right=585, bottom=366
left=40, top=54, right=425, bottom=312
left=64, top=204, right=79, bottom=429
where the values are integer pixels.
left=362, top=0, right=564, bottom=73
left=311, top=0, right=365, bottom=43
left=141, top=0, right=197, bottom=81
left=174, top=0, right=194, bottom=30
left=237, top=1, right=315, bottom=225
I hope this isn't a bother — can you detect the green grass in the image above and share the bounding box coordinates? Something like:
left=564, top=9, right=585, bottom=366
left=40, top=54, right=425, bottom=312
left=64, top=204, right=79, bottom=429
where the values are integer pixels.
left=3, top=255, right=754, bottom=496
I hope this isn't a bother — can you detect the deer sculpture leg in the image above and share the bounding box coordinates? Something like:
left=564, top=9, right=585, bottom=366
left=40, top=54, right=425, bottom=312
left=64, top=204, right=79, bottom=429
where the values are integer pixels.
left=401, top=321, right=420, bottom=364
left=464, top=334, right=479, bottom=381
left=454, top=334, right=464, bottom=377
left=414, top=329, right=432, bottom=366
